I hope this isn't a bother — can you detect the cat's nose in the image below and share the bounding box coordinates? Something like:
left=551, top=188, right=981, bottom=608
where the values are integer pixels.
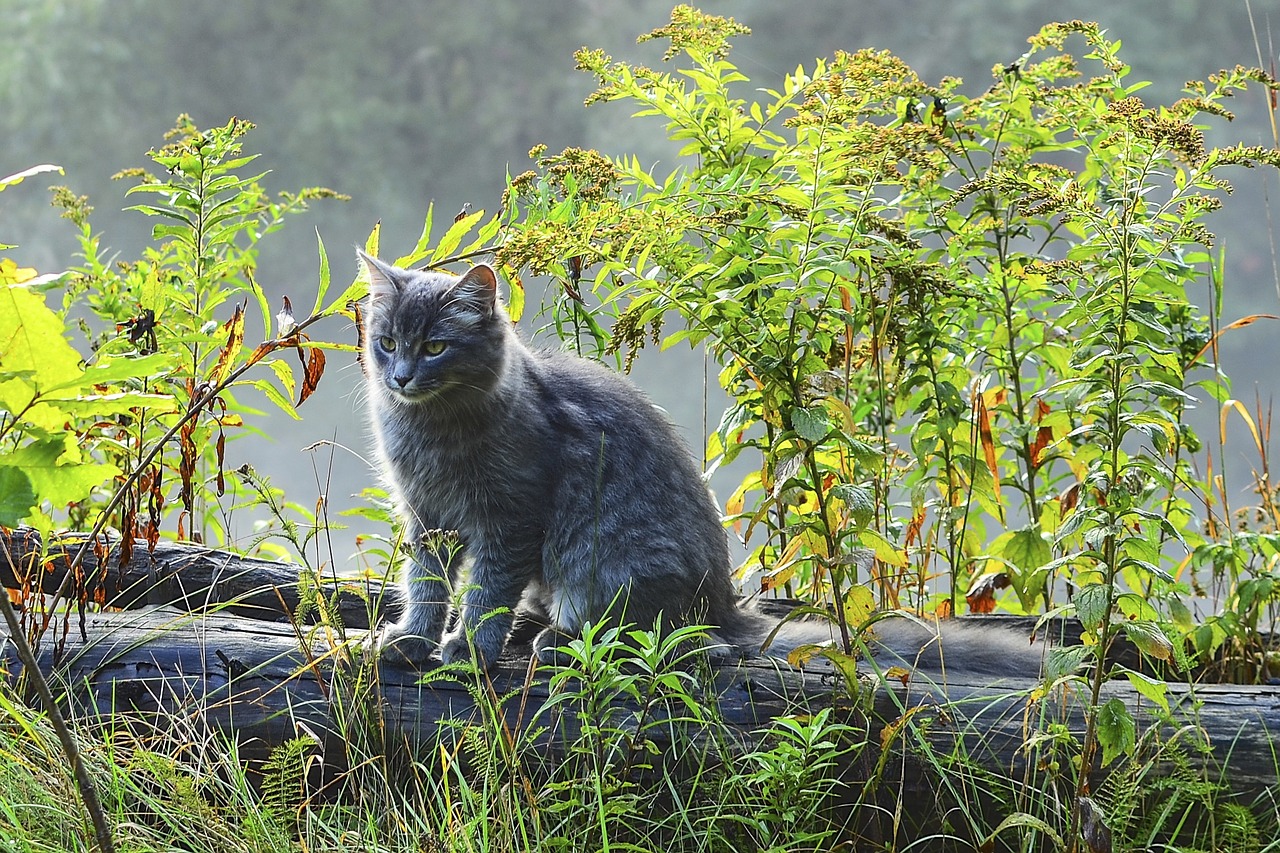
left=393, top=374, right=412, bottom=388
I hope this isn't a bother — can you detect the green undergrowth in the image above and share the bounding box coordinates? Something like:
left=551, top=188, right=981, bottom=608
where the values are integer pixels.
left=2, top=618, right=1279, bottom=852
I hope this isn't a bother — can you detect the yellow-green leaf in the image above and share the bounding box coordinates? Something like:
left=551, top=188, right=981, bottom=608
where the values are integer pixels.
left=0, top=437, right=121, bottom=509
left=0, top=284, right=83, bottom=415
left=1124, top=668, right=1170, bottom=713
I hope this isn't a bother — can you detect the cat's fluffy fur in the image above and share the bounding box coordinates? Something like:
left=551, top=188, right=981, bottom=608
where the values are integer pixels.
left=360, top=253, right=1043, bottom=678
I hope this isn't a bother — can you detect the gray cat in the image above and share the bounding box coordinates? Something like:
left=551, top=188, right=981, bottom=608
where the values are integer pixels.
left=359, top=252, right=1045, bottom=677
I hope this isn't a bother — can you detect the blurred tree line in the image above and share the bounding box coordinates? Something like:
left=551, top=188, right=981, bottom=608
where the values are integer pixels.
left=3, top=0, right=1276, bottom=561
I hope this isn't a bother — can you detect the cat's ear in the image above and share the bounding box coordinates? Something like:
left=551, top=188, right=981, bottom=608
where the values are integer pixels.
left=452, top=264, right=500, bottom=317
left=357, top=249, right=401, bottom=300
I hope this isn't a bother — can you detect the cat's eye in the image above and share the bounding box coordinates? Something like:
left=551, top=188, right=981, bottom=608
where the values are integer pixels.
left=423, top=341, right=447, bottom=356
left=379, top=335, right=397, bottom=352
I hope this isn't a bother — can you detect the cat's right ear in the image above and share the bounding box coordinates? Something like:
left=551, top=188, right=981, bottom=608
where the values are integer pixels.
left=357, top=249, right=401, bottom=300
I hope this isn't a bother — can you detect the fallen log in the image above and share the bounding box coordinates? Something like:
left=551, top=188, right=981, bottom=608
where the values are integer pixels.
left=0, top=526, right=383, bottom=629
left=3, top=529, right=1278, bottom=810
left=1, top=606, right=1276, bottom=798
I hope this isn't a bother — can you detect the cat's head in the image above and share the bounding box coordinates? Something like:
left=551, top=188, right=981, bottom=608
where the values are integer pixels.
left=358, top=251, right=509, bottom=406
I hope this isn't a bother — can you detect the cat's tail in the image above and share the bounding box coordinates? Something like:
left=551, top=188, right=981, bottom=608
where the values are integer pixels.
left=719, top=606, right=1046, bottom=680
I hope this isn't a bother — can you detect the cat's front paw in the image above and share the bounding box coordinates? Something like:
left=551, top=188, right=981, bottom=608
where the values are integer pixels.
left=439, top=631, right=502, bottom=670
left=377, top=624, right=439, bottom=668
left=532, top=627, right=576, bottom=667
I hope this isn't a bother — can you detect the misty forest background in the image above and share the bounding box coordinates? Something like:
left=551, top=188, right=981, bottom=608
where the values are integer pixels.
left=6, top=0, right=1279, bottom=570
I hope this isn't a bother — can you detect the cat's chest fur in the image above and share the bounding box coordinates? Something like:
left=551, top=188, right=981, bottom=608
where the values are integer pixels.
left=372, top=394, right=547, bottom=535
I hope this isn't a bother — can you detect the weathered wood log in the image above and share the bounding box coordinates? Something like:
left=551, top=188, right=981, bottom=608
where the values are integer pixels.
left=4, top=528, right=1278, bottom=807
left=0, top=526, right=384, bottom=629
left=2, top=606, right=1277, bottom=797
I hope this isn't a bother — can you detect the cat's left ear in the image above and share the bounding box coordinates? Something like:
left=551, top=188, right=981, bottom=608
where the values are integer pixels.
left=453, top=264, right=499, bottom=317
left=357, top=249, right=401, bottom=300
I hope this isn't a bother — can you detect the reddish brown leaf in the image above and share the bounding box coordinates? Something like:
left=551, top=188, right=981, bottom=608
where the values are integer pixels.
left=299, top=346, right=326, bottom=405
left=215, top=428, right=227, bottom=497
left=118, top=507, right=135, bottom=574
left=1061, top=482, right=1081, bottom=514
left=904, top=506, right=926, bottom=549
left=1029, top=425, right=1055, bottom=468
left=975, top=392, right=1001, bottom=500
left=965, top=571, right=1011, bottom=614
left=245, top=341, right=276, bottom=368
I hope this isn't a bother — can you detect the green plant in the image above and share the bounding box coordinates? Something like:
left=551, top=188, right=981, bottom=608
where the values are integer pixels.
left=1, top=119, right=375, bottom=645
left=488, top=8, right=1280, bottom=849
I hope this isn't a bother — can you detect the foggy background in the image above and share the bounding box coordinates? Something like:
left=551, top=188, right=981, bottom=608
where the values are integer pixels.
left=4, top=1, right=1277, bottom=572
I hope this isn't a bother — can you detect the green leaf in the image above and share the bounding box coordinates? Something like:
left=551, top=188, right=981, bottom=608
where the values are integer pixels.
left=311, top=229, right=331, bottom=316
left=0, top=467, right=37, bottom=526
left=429, top=209, right=485, bottom=265
left=1073, top=584, right=1112, bottom=633
left=791, top=406, right=829, bottom=442
left=0, top=438, right=121, bottom=508
left=1045, top=644, right=1092, bottom=680
left=984, top=813, right=1064, bottom=851
left=1121, top=620, right=1175, bottom=664
left=0, top=284, right=84, bottom=414
left=0, top=285, right=82, bottom=385
left=267, top=358, right=297, bottom=403
left=830, top=483, right=874, bottom=529
left=999, top=525, right=1052, bottom=572
left=1123, top=668, right=1170, bottom=713
left=1095, top=696, right=1136, bottom=766
left=44, top=392, right=178, bottom=418
left=249, top=377, right=301, bottom=420
left=399, top=205, right=435, bottom=267
left=860, top=529, right=907, bottom=568
left=46, top=352, right=176, bottom=393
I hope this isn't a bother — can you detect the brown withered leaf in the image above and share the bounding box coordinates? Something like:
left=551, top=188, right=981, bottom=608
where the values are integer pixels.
left=349, top=299, right=367, bottom=373
left=975, top=392, right=1001, bottom=503
left=1077, top=796, right=1113, bottom=853
left=245, top=341, right=275, bottom=369
left=210, top=303, right=246, bottom=387
left=904, top=506, right=926, bottom=549
left=179, top=418, right=197, bottom=517
left=1189, top=313, right=1280, bottom=367
left=144, top=464, right=163, bottom=553
left=299, top=346, right=326, bottom=405
left=965, top=571, right=1012, bottom=614
left=1029, top=424, right=1055, bottom=468
left=215, top=428, right=226, bottom=497
left=118, top=506, right=135, bottom=571
left=1060, top=482, right=1081, bottom=514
